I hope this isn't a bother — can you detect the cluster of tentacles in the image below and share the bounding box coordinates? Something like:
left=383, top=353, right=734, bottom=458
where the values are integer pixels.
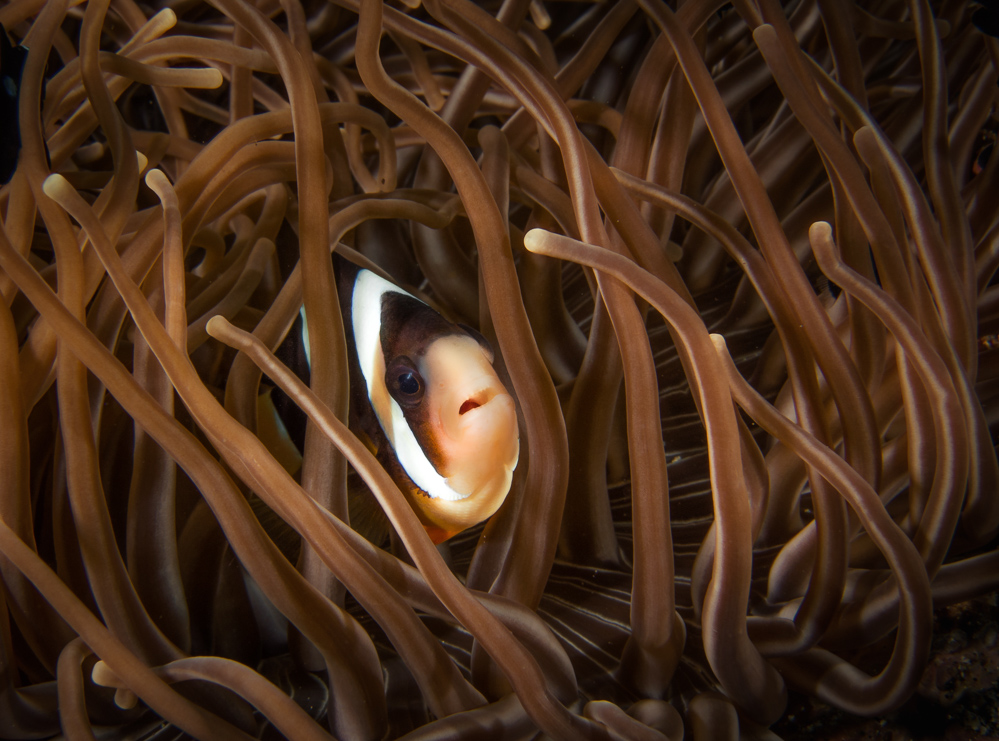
left=0, top=0, right=997, bottom=739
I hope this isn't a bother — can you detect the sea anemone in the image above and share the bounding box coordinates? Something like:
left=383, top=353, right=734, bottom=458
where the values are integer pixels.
left=0, top=0, right=997, bottom=739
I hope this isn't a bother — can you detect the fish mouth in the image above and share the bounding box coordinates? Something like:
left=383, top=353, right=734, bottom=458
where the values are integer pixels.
left=457, top=386, right=500, bottom=416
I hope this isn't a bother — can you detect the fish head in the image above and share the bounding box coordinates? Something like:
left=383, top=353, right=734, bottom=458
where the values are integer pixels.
left=351, top=268, right=520, bottom=542
left=384, top=334, right=519, bottom=540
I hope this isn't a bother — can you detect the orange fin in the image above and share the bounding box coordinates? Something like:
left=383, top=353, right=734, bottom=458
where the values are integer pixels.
left=424, top=524, right=459, bottom=545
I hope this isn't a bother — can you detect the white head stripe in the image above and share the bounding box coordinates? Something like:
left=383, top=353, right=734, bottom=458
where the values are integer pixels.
left=351, top=270, right=470, bottom=502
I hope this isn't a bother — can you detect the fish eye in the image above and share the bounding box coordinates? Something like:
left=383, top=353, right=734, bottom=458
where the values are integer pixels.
left=386, top=361, right=424, bottom=405
left=397, top=371, right=420, bottom=395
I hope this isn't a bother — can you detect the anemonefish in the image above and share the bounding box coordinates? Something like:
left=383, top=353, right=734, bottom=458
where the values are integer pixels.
left=298, top=254, right=520, bottom=544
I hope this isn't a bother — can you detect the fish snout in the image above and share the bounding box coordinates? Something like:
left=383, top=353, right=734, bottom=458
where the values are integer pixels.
left=442, top=389, right=518, bottom=485
left=419, top=335, right=520, bottom=521
left=440, top=381, right=514, bottom=442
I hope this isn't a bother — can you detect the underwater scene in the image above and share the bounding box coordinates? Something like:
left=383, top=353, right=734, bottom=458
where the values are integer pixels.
left=0, top=0, right=997, bottom=739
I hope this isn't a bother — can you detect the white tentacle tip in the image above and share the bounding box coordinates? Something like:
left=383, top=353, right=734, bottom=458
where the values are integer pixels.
left=523, top=228, right=549, bottom=253
left=41, top=173, right=70, bottom=200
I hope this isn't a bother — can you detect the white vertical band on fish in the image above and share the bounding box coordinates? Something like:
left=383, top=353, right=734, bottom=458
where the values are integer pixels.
left=351, top=269, right=461, bottom=501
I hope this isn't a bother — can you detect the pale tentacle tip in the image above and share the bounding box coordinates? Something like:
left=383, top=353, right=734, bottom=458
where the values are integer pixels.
left=136, top=151, right=148, bottom=173
left=205, top=314, right=231, bottom=339
left=522, top=228, right=549, bottom=253
left=145, top=168, right=168, bottom=189
left=529, top=0, right=551, bottom=31
left=202, top=68, right=224, bottom=88
left=91, top=661, right=139, bottom=708
left=665, top=239, right=683, bottom=262
left=113, top=687, right=139, bottom=710
left=808, top=220, right=833, bottom=239
left=150, top=7, right=178, bottom=30
left=41, top=173, right=70, bottom=200
left=808, top=221, right=836, bottom=263
left=853, top=124, right=876, bottom=144
left=91, top=660, right=116, bottom=687
left=752, top=23, right=778, bottom=43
